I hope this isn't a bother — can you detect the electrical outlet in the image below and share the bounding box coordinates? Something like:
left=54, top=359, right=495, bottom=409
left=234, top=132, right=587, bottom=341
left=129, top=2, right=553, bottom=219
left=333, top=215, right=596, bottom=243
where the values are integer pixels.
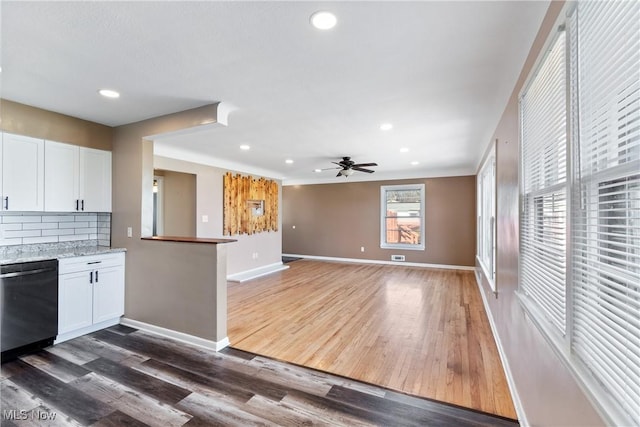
left=360, top=246, right=365, bottom=252
left=127, top=227, right=132, bottom=238
left=202, top=215, right=209, bottom=223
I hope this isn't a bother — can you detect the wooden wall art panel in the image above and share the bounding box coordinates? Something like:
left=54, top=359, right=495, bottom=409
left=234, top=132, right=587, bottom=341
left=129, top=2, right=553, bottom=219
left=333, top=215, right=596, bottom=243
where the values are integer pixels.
left=223, top=172, right=278, bottom=235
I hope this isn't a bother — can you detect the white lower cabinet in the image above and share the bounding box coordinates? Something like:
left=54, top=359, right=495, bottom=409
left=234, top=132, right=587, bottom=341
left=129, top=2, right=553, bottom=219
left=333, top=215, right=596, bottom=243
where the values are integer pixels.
left=57, top=252, right=125, bottom=343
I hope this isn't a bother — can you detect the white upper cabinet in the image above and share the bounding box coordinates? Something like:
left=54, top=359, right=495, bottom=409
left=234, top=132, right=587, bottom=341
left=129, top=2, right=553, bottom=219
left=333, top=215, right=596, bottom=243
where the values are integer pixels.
left=2, top=133, right=45, bottom=211
left=44, top=140, right=80, bottom=212
left=44, top=140, right=111, bottom=212
left=0, top=136, right=3, bottom=206
left=79, top=147, right=111, bottom=212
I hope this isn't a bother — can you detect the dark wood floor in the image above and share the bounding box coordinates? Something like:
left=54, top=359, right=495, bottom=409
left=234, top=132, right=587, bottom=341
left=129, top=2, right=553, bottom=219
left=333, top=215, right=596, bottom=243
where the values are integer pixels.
left=1, top=325, right=518, bottom=426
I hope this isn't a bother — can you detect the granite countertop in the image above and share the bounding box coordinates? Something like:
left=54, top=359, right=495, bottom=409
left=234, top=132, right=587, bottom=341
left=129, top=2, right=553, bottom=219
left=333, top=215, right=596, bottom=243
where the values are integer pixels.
left=0, top=243, right=126, bottom=265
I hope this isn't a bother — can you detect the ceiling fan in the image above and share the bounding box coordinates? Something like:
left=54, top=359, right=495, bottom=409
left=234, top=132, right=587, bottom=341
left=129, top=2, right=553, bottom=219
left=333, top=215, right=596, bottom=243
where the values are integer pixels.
left=326, top=157, right=378, bottom=177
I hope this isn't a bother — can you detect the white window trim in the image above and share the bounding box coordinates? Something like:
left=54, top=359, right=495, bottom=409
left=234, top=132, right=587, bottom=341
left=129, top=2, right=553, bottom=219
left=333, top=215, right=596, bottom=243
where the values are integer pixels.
left=380, top=183, right=425, bottom=251
left=477, top=146, right=496, bottom=291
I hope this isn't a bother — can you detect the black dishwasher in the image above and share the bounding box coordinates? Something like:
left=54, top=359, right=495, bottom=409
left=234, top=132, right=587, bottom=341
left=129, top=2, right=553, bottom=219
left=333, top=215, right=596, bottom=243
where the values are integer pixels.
left=1, top=259, right=58, bottom=362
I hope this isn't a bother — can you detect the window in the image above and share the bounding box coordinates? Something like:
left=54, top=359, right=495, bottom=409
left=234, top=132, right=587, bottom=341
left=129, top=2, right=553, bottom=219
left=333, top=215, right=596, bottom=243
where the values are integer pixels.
left=519, top=2, right=640, bottom=425
left=380, top=184, right=425, bottom=250
left=477, top=148, right=496, bottom=290
left=570, top=2, right=640, bottom=423
left=520, top=30, right=568, bottom=334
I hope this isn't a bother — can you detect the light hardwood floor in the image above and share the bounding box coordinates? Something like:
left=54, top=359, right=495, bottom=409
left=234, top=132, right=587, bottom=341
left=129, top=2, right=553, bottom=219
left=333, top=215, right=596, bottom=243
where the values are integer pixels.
left=228, top=259, right=517, bottom=419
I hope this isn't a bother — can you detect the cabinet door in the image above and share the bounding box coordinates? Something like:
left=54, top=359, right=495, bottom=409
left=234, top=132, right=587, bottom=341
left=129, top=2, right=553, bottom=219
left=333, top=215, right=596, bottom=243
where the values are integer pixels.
left=44, top=141, right=79, bottom=212
left=0, top=136, right=3, bottom=206
left=58, top=271, right=94, bottom=334
left=92, top=265, right=124, bottom=324
left=79, top=148, right=111, bottom=212
left=2, top=133, right=45, bottom=211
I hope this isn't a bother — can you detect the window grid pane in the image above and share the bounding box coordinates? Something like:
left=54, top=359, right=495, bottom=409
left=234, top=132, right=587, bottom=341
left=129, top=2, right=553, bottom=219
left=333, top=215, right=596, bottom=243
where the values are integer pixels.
left=385, top=189, right=422, bottom=245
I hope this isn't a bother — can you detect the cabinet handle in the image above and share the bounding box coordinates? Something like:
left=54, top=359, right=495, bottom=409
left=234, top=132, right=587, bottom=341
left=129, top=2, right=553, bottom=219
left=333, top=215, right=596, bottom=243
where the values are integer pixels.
left=81, top=200, right=85, bottom=211
left=4, top=197, right=8, bottom=210
left=95, top=270, right=99, bottom=283
left=76, top=199, right=79, bottom=211
left=90, top=271, right=93, bottom=284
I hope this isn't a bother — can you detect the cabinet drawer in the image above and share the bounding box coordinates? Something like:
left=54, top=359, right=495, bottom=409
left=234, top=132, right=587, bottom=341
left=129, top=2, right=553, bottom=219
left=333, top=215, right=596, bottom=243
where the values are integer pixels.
left=59, top=252, right=124, bottom=274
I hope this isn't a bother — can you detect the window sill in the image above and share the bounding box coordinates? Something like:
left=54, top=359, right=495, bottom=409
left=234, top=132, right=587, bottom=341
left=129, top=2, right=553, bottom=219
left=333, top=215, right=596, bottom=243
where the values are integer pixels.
left=380, top=244, right=425, bottom=251
left=476, top=255, right=496, bottom=292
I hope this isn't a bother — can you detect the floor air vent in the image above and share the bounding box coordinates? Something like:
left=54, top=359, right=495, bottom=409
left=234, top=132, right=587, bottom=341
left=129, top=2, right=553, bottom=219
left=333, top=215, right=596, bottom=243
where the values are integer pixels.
left=391, top=255, right=405, bottom=262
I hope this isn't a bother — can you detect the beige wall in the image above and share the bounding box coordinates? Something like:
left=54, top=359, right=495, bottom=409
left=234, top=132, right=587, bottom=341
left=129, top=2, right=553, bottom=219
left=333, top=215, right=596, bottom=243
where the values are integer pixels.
left=1, top=99, right=113, bottom=150
left=283, top=176, right=475, bottom=266
left=476, top=2, right=605, bottom=426
left=155, top=169, right=197, bottom=237
left=112, top=104, right=229, bottom=342
left=154, top=155, right=283, bottom=275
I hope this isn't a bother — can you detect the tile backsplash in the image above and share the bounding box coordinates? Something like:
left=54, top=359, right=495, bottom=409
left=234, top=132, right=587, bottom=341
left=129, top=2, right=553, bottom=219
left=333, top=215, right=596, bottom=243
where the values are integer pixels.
left=0, top=212, right=111, bottom=247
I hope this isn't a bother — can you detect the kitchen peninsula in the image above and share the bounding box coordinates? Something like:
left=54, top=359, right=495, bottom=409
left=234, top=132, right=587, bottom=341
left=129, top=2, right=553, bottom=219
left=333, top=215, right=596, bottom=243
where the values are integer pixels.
left=120, top=235, right=236, bottom=351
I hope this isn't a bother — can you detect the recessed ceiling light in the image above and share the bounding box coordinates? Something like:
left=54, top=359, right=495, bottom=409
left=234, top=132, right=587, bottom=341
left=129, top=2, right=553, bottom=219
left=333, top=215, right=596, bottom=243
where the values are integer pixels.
left=314, top=169, right=322, bottom=173
left=310, top=11, right=337, bottom=30
left=285, top=159, right=294, bottom=164
left=411, top=161, right=419, bottom=166
left=380, top=123, right=393, bottom=131
left=98, top=89, right=120, bottom=98
left=240, top=145, right=250, bottom=150
left=400, top=147, right=409, bottom=153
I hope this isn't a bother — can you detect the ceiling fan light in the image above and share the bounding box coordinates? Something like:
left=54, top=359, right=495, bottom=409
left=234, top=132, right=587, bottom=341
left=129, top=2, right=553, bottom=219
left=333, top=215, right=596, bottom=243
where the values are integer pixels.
left=341, top=169, right=354, bottom=177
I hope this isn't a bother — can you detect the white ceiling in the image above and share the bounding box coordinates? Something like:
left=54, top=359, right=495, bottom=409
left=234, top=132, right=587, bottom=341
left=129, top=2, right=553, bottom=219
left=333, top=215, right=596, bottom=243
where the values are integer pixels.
left=1, top=1, right=549, bottom=185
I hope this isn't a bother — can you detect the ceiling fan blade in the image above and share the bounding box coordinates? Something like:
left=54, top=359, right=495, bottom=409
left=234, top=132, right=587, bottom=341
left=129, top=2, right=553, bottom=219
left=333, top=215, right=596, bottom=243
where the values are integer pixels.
left=352, top=167, right=375, bottom=173
left=328, top=157, right=377, bottom=176
left=321, top=166, right=340, bottom=170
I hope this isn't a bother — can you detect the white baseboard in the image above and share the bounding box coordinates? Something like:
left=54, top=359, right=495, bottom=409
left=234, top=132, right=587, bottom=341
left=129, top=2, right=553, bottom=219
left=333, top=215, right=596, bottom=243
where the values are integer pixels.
left=55, top=318, right=120, bottom=344
left=227, top=262, right=289, bottom=283
left=474, top=269, right=527, bottom=425
left=283, top=253, right=475, bottom=271
left=120, top=318, right=230, bottom=352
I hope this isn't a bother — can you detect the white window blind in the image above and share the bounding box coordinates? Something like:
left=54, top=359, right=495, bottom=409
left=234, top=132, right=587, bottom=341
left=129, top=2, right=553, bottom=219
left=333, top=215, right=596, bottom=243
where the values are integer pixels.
left=571, top=1, right=640, bottom=424
left=520, top=32, right=568, bottom=334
